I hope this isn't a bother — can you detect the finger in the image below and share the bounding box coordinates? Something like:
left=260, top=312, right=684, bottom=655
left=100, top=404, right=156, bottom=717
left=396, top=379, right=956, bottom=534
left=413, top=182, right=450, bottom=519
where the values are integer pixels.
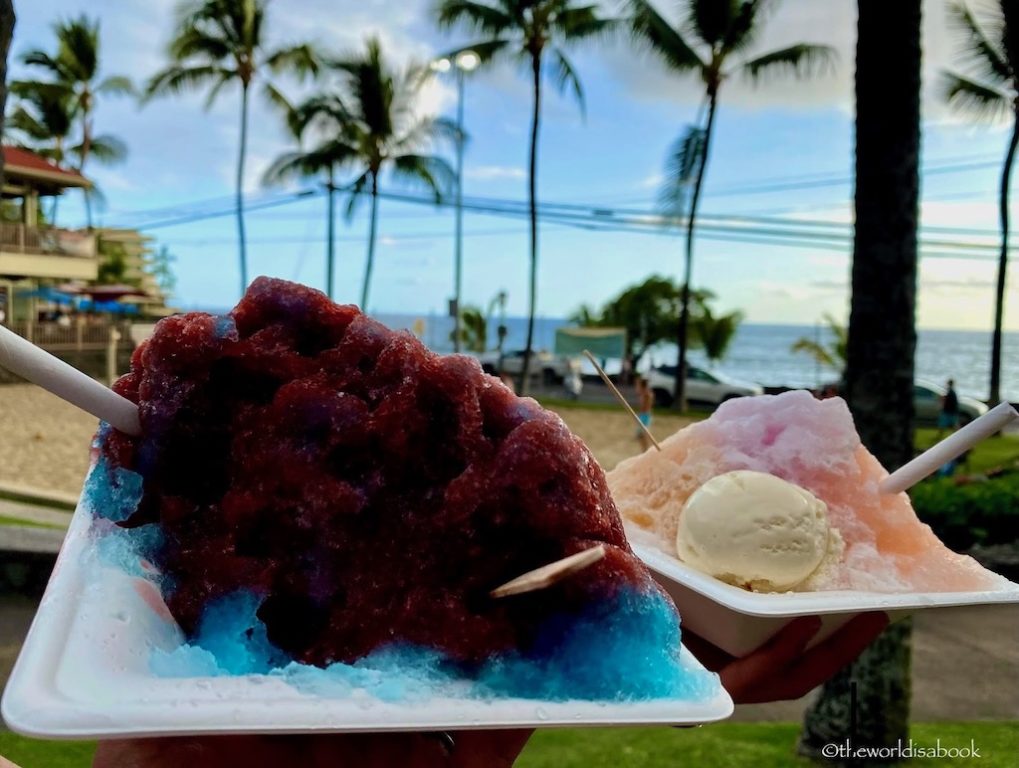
left=680, top=627, right=735, bottom=672
left=763, top=611, right=889, bottom=702
left=450, top=729, right=534, bottom=768
left=719, top=616, right=822, bottom=703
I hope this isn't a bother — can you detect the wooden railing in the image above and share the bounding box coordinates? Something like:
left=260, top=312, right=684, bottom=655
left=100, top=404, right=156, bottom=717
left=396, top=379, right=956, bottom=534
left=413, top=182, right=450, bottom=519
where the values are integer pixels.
left=0, top=223, right=96, bottom=258
left=6, top=319, right=133, bottom=351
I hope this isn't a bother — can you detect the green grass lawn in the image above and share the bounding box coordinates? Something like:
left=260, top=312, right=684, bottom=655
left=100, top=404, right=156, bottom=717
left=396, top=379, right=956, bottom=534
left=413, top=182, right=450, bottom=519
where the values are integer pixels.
left=0, top=515, right=63, bottom=530
left=2, top=723, right=1016, bottom=768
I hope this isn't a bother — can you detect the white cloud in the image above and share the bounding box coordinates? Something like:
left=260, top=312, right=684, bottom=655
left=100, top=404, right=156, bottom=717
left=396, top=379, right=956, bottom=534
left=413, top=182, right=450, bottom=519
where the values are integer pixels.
left=465, top=165, right=526, bottom=181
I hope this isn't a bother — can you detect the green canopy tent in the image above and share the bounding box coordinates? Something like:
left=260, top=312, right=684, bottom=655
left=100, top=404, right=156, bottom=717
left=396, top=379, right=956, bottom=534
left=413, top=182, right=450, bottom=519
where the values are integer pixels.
left=554, top=326, right=626, bottom=360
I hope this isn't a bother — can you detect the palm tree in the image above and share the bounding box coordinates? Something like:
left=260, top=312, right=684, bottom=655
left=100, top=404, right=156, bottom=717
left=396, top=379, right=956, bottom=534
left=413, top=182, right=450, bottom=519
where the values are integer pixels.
left=7, top=82, right=73, bottom=166
left=324, top=37, right=456, bottom=310
left=800, top=0, right=921, bottom=757
left=790, top=313, right=847, bottom=374
left=18, top=14, right=133, bottom=228
left=263, top=94, right=353, bottom=299
left=0, top=0, right=14, bottom=194
left=436, top=0, right=614, bottom=394
left=693, top=303, right=742, bottom=365
left=630, top=0, right=835, bottom=410
left=943, top=1, right=1018, bottom=406
left=450, top=304, right=488, bottom=351
left=144, top=0, right=319, bottom=297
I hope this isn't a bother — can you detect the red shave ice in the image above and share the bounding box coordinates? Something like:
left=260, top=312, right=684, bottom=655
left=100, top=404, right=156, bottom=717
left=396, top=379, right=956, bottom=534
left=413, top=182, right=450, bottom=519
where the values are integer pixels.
left=105, top=277, right=661, bottom=668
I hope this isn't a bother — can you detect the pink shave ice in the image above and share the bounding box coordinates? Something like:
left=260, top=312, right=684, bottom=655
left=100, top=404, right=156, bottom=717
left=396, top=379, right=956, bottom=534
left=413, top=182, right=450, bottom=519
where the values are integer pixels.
left=607, top=390, right=1004, bottom=593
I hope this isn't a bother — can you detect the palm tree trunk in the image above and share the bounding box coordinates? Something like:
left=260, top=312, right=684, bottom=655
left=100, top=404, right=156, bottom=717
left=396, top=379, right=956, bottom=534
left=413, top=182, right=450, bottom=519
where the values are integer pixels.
left=361, top=172, right=379, bottom=311
left=453, top=68, right=467, bottom=354
left=674, top=93, right=717, bottom=411
left=800, top=1, right=921, bottom=760
left=81, top=115, right=93, bottom=230
left=990, top=113, right=1018, bottom=406
left=0, top=0, right=13, bottom=194
left=236, top=82, right=250, bottom=296
left=326, top=166, right=336, bottom=300
left=519, top=53, right=542, bottom=395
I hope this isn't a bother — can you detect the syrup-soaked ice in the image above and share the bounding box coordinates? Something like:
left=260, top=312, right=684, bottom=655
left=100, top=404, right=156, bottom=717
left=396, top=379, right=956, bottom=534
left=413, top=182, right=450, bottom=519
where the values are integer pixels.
left=95, top=277, right=715, bottom=699
left=608, top=390, right=1003, bottom=592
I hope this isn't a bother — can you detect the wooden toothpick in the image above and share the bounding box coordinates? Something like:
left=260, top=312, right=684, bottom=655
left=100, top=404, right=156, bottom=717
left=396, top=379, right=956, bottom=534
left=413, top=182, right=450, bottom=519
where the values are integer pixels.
left=582, top=349, right=661, bottom=451
left=490, top=544, right=606, bottom=598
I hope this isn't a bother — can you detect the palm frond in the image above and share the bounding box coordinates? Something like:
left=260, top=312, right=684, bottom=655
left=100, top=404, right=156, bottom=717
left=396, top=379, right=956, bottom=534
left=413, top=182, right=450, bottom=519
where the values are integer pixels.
left=391, top=154, right=456, bottom=202
left=286, top=92, right=349, bottom=138
left=261, top=80, right=294, bottom=115
left=689, top=0, right=739, bottom=47
left=20, top=49, right=73, bottom=81
left=628, top=0, right=705, bottom=73
left=168, top=25, right=233, bottom=63
left=81, top=134, right=128, bottom=165
left=53, top=15, right=100, bottom=81
left=265, top=43, right=321, bottom=79
left=741, top=43, right=836, bottom=81
left=436, top=39, right=513, bottom=70
left=96, top=75, right=135, bottom=97
left=551, top=6, right=618, bottom=43
left=659, top=125, right=706, bottom=220
left=434, top=0, right=515, bottom=36
left=144, top=65, right=236, bottom=103
left=344, top=170, right=372, bottom=221
left=790, top=338, right=838, bottom=371
left=942, top=71, right=1010, bottom=119
left=548, top=48, right=585, bottom=116
left=947, top=1, right=1012, bottom=85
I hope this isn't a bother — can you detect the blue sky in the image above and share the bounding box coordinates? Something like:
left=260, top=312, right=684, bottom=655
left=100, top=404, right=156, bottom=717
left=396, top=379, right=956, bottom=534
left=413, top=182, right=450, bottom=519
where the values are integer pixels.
left=8, top=0, right=1018, bottom=330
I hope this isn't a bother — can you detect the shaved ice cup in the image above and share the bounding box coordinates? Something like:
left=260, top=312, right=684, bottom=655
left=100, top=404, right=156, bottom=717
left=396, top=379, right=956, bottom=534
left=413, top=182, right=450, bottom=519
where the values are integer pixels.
left=629, top=529, right=1019, bottom=658
left=611, top=390, right=1019, bottom=657
left=1, top=465, right=733, bottom=739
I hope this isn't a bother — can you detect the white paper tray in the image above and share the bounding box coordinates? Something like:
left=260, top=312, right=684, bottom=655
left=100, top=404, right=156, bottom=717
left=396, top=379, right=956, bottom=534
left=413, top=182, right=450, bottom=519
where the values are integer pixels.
left=630, top=532, right=1019, bottom=657
left=1, top=499, right=733, bottom=739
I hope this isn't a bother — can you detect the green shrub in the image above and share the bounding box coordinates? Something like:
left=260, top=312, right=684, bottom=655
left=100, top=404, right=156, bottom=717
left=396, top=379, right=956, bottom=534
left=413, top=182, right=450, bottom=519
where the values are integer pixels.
left=910, top=472, right=1019, bottom=550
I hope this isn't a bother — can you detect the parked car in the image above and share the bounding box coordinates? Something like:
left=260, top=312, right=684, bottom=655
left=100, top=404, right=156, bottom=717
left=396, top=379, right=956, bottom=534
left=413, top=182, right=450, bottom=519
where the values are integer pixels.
left=913, top=381, right=987, bottom=425
left=646, top=365, right=763, bottom=407
left=818, top=380, right=988, bottom=426
left=477, top=349, right=571, bottom=385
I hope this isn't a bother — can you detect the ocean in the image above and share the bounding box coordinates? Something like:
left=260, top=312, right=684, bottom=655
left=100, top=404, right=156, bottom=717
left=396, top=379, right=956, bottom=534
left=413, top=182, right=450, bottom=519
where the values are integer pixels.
left=375, top=312, right=1019, bottom=403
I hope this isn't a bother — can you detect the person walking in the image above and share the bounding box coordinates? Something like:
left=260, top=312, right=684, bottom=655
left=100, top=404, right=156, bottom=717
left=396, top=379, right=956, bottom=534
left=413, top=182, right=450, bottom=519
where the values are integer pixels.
left=634, top=375, right=654, bottom=452
left=938, top=378, right=960, bottom=438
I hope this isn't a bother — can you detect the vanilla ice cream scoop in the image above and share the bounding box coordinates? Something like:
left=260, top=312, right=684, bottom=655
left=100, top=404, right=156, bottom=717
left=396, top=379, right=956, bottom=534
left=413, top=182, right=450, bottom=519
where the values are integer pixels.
left=676, top=470, right=831, bottom=592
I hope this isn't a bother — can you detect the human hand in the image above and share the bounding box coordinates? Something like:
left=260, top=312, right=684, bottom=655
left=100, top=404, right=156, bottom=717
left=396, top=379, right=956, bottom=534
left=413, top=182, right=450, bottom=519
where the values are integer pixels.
left=93, top=729, right=533, bottom=768
left=683, top=612, right=889, bottom=704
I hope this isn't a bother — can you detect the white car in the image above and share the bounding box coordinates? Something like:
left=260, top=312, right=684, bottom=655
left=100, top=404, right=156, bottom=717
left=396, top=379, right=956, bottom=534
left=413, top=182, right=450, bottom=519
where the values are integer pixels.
left=913, top=381, right=987, bottom=425
left=646, top=364, right=763, bottom=407
left=477, top=349, right=571, bottom=384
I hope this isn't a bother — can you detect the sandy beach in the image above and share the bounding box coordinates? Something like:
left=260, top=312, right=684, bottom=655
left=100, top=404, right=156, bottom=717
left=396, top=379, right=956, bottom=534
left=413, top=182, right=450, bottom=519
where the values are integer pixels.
left=0, top=385, right=98, bottom=496
left=0, top=383, right=689, bottom=496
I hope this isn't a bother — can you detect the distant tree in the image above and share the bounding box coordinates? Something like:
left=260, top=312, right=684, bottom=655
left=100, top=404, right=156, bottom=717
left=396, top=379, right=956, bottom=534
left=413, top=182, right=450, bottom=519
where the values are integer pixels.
left=568, top=303, right=600, bottom=326
left=942, top=0, right=1018, bottom=406
left=5, top=83, right=73, bottom=222
left=692, top=303, right=742, bottom=365
left=19, top=14, right=133, bottom=227
left=145, top=0, right=320, bottom=296
left=151, top=245, right=177, bottom=298
left=436, top=0, right=615, bottom=394
left=96, top=238, right=131, bottom=285
left=450, top=304, right=487, bottom=352
left=790, top=313, right=848, bottom=374
left=629, top=0, right=835, bottom=410
left=574, top=275, right=713, bottom=373
left=263, top=93, right=352, bottom=299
